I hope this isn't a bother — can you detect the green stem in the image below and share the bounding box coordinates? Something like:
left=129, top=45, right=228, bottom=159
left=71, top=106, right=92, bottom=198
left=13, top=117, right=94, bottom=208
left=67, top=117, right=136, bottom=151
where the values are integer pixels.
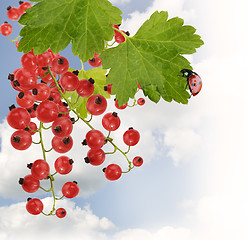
left=47, top=66, right=94, bottom=130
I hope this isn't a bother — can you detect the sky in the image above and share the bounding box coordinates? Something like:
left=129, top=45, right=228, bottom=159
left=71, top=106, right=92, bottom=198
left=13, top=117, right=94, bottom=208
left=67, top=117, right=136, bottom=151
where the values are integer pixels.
left=0, top=0, right=249, bottom=239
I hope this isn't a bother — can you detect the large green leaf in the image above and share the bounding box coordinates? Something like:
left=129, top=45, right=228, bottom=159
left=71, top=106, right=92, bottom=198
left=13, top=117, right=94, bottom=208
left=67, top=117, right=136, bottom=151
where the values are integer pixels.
left=18, top=0, right=122, bottom=62
left=100, top=11, right=204, bottom=105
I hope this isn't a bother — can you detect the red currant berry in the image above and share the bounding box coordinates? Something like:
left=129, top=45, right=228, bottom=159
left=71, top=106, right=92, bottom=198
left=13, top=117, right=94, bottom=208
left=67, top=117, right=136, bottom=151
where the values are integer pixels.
left=19, top=1, right=32, bottom=15
left=86, top=94, right=107, bottom=115
left=104, top=84, right=112, bottom=94
left=115, top=99, right=128, bottom=110
left=7, top=6, right=20, bottom=21
left=54, top=156, right=73, bottom=175
left=36, top=50, right=53, bottom=67
left=88, top=52, right=102, bottom=67
left=21, top=52, right=37, bottom=71
left=62, top=181, right=79, bottom=198
left=24, top=121, right=37, bottom=135
left=36, top=100, right=59, bottom=123
left=11, top=130, right=32, bottom=150
left=51, top=56, right=69, bottom=75
left=115, top=30, right=129, bottom=43
left=0, top=22, right=12, bottom=36
left=16, top=91, right=35, bottom=109
left=86, top=148, right=105, bottom=166
left=52, top=136, right=73, bottom=153
left=76, top=78, right=95, bottom=97
left=26, top=198, right=43, bottom=215
left=56, top=208, right=67, bottom=218
left=123, top=127, right=140, bottom=146
left=104, top=164, right=122, bottom=181
left=32, top=83, right=51, bottom=101
left=133, top=156, right=143, bottom=167
left=85, top=129, right=105, bottom=149
left=60, top=71, right=79, bottom=91
left=15, top=68, right=37, bottom=91
left=19, top=175, right=40, bottom=193
left=49, top=88, right=62, bottom=103
left=102, top=112, right=121, bottom=131
left=38, top=67, right=57, bottom=83
left=137, top=98, right=145, bottom=106
left=52, top=117, right=73, bottom=138
left=7, top=106, right=31, bottom=129
left=30, top=159, right=50, bottom=180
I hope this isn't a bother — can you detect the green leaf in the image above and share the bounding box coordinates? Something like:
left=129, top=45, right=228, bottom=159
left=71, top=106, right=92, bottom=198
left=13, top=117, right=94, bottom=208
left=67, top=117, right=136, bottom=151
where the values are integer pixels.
left=100, top=11, right=204, bottom=105
left=18, top=0, right=122, bottom=62
left=64, top=67, right=110, bottom=119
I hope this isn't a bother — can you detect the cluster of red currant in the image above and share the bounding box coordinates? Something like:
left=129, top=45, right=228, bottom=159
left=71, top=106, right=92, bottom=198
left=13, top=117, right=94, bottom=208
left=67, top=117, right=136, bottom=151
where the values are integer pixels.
left=6, top=45, right=144, bottom=217
left=0, top=1, right=32, bottom=36
left=2, top=1, right=146, bottom=217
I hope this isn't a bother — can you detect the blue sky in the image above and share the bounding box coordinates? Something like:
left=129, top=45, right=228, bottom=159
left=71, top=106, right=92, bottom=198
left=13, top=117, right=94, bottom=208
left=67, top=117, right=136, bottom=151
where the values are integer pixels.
left=1, top=0, right=249, bottom=240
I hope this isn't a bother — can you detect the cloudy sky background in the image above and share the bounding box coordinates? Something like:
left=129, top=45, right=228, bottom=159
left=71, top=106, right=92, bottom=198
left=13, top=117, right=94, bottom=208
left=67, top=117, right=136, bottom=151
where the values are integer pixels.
left=0, top=0, right=249, bottom=239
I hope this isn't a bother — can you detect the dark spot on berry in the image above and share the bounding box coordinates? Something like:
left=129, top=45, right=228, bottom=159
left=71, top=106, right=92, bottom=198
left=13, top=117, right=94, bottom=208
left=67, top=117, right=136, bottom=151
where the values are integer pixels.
left=73, top=181, right=78, bottom=184
left=13, top=80, right=20, bottom=87
left=84, top=157, right=90, bottom=164
left=54, top=126, right=62, bottom=133
left=32, top=88, right=38, bottom=95
left=19, top=178, right=24, bottom=185
left=95, top=96, right=102, bottom=104
left=9, top=104, right=16, bottom=111
left=62, top=137, right=70, bottom=145
left=27, top=163, right=33, bottom=169
left=72, top=70, right=79, bottom=76
left=89, top=58, right=95, bottom=63
left=112, top=112, right=118, bottom=117
left=18, top=92, right=25, bottom=99
left=88, top=78, right=95, bottom=84
left=8, top=73, right=14, bottom=81
left=69, top=159, right=74, bottom=165
left=13, top=136, right=21, bottom=143
left=58, top=58, right=64, bottom=65
left=81, top=139, right=87, bottom=146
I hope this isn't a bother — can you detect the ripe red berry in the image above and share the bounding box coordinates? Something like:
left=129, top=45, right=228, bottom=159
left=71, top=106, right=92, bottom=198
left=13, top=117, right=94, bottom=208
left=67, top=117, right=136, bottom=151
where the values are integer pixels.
left=104, top=164, right=122, bottom=181
left=60, top=71, right=79, bottom=91
left=137, top=98, right=145, bottom=106
left=16, top=91, right=35, bottom=109
left=86, top=148, right=105, bottom=166
left=52, top=136, right=73, bottom=153
left=36, top=100, right=59, bottom=123
left=15, top=68, right=37, bottom=91
left=19, top=174, right=40, bottom=193
left=123, top=127, right=140, bottom=146
left=115, top=99, right=128, bottom=110
left=102, top=112, right=120, bottom=131
left=36, top=50, right=53, bottom=67
left=62, top=181, right=79, bottom=198
left=7, top=6, right=20, bottom=21
left=32, top=83, right=51, bottom=101
left=56, top=208, right=67, bottom=218
left=104, top=84, right=112, bottom=95
left=0, top=22, right=12, bottom=36
left=76, top=78, right=95, bottom=97
left=115, top=30, right=129, bottom=43
left=54, top=156, right=73, bottom=175
left=52, top=117, right=73, bottom=138
left=30, top=159, right=50, bottom=180
left=11, top=130, right=32, bottom=150
left=19, top=1, right=32, bottom=15
left=24, top=121, right=37, bottom=135
left=21, top=52, right=37, bottom=71
left=88, top=52, right=102, bottom=67
left=7, top=107, right=31, bottom=129
left=26, top=198, right=44, bottom=215
left=133, top=156, right=143, bottom=167
left=86, top=94, right=107, bottom=115
left=38, top=67, right=57, bottom=83
left=51, top=56, right=69, bottom=75
left=85, top=129, right=105, bottom=149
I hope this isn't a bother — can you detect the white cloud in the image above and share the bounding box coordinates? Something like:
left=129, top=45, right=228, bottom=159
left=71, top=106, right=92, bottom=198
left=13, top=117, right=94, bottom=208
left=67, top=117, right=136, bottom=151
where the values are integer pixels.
left=164, top=128, right=201, bottom=166
left=120, top=0, right=196, bottom=36
left=109, top=0, right=131, bottom=4
left=0, top=198, right=115, bottom=240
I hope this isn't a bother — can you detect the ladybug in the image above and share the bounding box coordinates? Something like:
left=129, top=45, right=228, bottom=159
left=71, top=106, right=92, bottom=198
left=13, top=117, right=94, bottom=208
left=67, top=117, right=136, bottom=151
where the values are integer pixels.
left=181, top=69, right=202, bottom=96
